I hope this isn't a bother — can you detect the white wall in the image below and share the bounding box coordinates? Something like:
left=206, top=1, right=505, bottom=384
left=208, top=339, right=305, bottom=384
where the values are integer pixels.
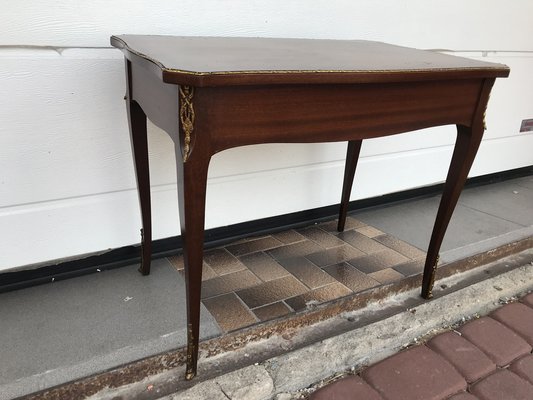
left=1, top=1, right=532, bottom=271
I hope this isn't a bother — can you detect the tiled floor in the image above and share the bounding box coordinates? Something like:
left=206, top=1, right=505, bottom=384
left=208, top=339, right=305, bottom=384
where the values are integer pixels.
left=169, top=216, right=426, bottom=333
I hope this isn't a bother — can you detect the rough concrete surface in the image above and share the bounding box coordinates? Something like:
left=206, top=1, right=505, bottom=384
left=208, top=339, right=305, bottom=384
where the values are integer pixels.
left=170, top=380, right=229, bottom=400
left=215, top=365, right=274, bottom=400
left=169, top=365, right=275, bottom=400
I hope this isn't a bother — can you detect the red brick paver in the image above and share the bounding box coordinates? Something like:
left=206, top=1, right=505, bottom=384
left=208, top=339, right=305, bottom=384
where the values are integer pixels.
left=310, top=376, right=384, bottom=400
left=510, top=354, right=533, bottom=385
left=491, top=302, right=533, bottom=345
left=459, top=317, right=532, bottom=366
left=362, top=345, right=466, bottom=400
left=470, top=369, right=533, bottom=400
left=521, top=292, right=533, bottom=308
left=311, top=295, right=533, bottom=400
left=448, top=393, right=479, bottom=400
left=427, top=331, right=496, bottom=383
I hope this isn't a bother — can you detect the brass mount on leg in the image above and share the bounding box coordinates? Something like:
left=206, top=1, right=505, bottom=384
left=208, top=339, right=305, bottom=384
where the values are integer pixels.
left=426, top=254, right=440, bottom=299
left=482, top=92, right=491, bottom=131
left=138, top=228, right=145, bottom=274
left=179, top=86, right=195, bottom=163
left=185, top=323, right=197, bottom=380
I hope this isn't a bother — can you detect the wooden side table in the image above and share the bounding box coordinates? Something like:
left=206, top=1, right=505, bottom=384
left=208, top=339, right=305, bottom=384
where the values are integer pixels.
left=110, top=35, right=509, bottom=379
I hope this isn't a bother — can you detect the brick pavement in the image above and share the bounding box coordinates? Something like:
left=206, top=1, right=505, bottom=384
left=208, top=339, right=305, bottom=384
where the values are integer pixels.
left=311, top=292, right=533, bottom=400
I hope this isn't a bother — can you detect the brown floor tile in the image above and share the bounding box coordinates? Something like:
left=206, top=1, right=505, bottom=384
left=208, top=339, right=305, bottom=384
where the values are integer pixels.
left=252, top=301, right=291, bottom=322
left=323, top=262, right=379, bottom=292
left=310, top=375, right=383, bottom=400
left=170, top=256, right=217, bottom=281
left=306, top=245, right=364, bottom=267
left=277, top=257, right=336, bottom=289
left=459, top=317, right=532, bottom=367
left=236, top=275, right=308, bottom=309
left=393, top=258, right=425, bottom=276
left=316, top=219, right=341, bottom=233
left=203, top=293, right=257, bottom=332
left=201, top=269, right=261, bottom=299
left=272, top=229, right=306, bottom=244
left=368, top=268, right=405, bottom=285
left=470, top=369, right=533, bottom=400
left=285, top=282, right=352, bottom=311
left=374, top=234, right=426, bottom=259
left=319, top=216, right=366, bottom=232
left=448, top=393, right=479, bottom=400
left=349, top=249, right=409, bottom=274
left=427, top=331, right=496, bottom=383
left=298, top=226, right=346, bottom=249
left=355, top=225, right=384, bottom=238
left=267, top=240, right=322, bottom=261
left=204, top=248, right=246, bottom=275
left=201, top=264, right=218, bottom=281
left=225, top=236, right=282, bottom=257
left=239, top=252, right=290, bottom=282
left=362, top=345, right=467, bottom=400
left=167, top=255, right=185, bottom=271
left=337, top=230, right=390, bottom=254
left=510, top=355, right=533, bottom=386
left=490, top=302, right=533, bottom=345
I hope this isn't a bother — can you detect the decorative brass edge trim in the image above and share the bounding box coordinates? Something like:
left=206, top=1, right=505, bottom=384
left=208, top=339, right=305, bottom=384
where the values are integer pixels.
left=179, top=86, right=195, bottom=163
left=426, top=254, right=440, bottom=299
left=163, top=66, right=509, bottom=77
left=185, top=323, right=197, bottom=380
left=483, top=92, right=492, bottom=131
left=139, top=228, right=145, bottom=269
left=111, top=37, right=509, bottom=78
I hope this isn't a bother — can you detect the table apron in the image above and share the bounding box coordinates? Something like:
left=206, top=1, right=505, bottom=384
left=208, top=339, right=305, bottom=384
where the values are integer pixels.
left=130, top=61, right=179, bottom=140
left=193, top=79, right=483, bottom=153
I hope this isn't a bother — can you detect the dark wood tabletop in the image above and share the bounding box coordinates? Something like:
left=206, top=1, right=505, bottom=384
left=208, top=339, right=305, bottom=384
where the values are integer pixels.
left=111, top=35, right=509, bottom=86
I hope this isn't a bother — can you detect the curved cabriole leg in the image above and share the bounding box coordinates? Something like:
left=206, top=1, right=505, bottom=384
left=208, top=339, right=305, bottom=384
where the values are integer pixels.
left=175, top=144, right=210, bottom=381
left=338, top=140, right=363, bottom=232
left=421, top=78, right=494, bottom=299
left=421, top=125, right=483, bottom=298
left=125, top=59, right=152, bottom=276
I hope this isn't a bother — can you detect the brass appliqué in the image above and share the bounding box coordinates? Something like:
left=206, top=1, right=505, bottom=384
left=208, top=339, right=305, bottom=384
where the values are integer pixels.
left=179, top=86, right=195, bottom=162
left=483, top=92, right=491, bottom=131
left=185, top=323, right=196, bottom=380
left=139, top=228, right=145, bottom=272
left=426, top=254, right=440, bottom=299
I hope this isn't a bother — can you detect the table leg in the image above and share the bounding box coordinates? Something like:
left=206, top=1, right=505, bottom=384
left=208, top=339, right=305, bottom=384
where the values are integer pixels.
left=338, top=140, right=363, bottom=231
left=421, top=124, right=484, bottom=299
left=125, top=60, right=152, bottom=276
left=175, top=143, right=210, bottom=380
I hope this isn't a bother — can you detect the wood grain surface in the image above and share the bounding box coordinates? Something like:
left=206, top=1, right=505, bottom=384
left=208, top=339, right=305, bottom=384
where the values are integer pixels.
left=111, top=36, right=509, bottom=86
